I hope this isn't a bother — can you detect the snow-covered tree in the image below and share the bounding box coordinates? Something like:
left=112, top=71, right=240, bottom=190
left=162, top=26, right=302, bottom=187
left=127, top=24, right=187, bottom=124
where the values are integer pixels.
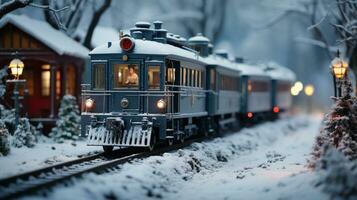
left=12, top=118, right=36, bottom=148
left=0, top=120, right=10, bottom=156
left=315, top=146, right=357, bottom=199
left=310, top=76, right=357, bottom=167
left=50, top=95, right=80, bottom=143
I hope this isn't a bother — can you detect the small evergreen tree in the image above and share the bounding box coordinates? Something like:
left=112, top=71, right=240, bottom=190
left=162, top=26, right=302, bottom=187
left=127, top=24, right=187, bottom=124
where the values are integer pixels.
left=12, top=118, right=36, bottom=148
left=310, top=76, right=357, bottom=167
left=0, top=120, right=10, bottom=156
left=50, top=95, right=81, bottom=143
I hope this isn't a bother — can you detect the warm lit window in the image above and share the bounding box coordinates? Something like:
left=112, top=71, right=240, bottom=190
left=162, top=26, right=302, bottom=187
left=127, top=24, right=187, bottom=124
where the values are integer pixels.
left=93, top=63, right=105, bottom=90
left=113, top=63, right=139, bottom=88
left=56, top=71, right=61, bottom=98
left=191, top=70, right=195, bottom=87
left=41, top=71, right=50, bottom=96
left=166, top=67, right=175, bottom=84
left=148, top=65, right=160, bottom=89
left=198, top=71, right=202, bottom=88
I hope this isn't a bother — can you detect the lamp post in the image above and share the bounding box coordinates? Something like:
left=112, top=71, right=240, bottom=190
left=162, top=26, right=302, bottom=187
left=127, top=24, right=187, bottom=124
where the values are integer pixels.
left=304, top=84, right=314, bottom=113
left=330, top=50, right=348, bottom=97
left=6, top=52, right=26, bottom=127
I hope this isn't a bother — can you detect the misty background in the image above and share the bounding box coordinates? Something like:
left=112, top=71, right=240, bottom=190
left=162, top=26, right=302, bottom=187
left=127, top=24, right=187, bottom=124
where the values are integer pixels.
left=8, top=0, right=343, bottom=112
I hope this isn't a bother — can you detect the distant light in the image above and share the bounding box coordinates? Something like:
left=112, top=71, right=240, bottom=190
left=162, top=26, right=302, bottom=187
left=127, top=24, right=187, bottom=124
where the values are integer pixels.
left=304, top=84, right=314, bottom=96
left=247, top=112, right=253, bottom=118
left=294, top=81, right=303, bottom=92
left=290, top=86, right=300, bottom=96
left=273, top=106, right=280, bottom=113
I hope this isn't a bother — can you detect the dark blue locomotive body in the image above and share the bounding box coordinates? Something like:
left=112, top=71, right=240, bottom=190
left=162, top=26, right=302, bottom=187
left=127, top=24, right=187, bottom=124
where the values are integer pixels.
left=81, top=21, right=295, bottom=152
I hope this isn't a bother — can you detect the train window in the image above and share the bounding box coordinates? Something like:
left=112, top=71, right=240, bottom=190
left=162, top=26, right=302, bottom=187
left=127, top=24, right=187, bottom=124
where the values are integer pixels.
left=251, top=81, right=269, bottom=92
left=166, top=67, right=175, bottom=84
left=210, top=69, right=216, bottom=90
left=192, top=70, right=195, bottom=87
left=148, top=65, right=160, bottom=89
left=182, top=68, right=186, bottom=86
left=198, top=71, right=202, bottom=88
left=187, top=69, right=191, bottom=86
left=113, top=63, right=139, bottom=89
left=221, top=75, right=238, bottom=91
left=93, top=63, right=105, bottom=90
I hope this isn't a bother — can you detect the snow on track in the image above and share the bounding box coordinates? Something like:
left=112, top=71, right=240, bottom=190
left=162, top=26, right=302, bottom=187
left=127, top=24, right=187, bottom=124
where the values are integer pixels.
left=23, top=115, right=325, bottom=200
left=0, top=139, right=101, bottom=179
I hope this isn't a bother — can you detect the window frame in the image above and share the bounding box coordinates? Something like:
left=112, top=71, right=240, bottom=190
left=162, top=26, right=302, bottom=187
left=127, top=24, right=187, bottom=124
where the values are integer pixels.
left=110, top=61, right=141, bottom=90
left=91, top=62, right=107, bottom=90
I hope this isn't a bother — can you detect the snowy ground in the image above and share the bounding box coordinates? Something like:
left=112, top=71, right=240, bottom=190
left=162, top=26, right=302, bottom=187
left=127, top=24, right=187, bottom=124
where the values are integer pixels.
left=22, top=115, right=328, bottom=200
left=0, top=138, right=101, bottom=179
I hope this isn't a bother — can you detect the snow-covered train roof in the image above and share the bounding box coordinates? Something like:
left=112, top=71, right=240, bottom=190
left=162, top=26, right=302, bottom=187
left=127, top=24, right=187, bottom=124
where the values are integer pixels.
left=90, top=39, right=202, bottom=62
left=260, top=62, right=296, bottom=82
left=0, top=14, right=89, bottom=59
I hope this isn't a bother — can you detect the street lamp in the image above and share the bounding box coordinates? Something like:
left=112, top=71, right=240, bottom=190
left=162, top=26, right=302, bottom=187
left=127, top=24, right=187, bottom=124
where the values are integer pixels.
left=6, top=52, right=26, bottom=127
left=330, top=50, right=348, bottom=97
left=304, top=84, right=314, bottom=113
left=8, top=58, right=24, bottom=80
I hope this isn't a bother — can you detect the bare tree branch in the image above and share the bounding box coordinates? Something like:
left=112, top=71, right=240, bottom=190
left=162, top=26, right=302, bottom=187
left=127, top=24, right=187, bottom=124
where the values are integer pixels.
left=83, top=0, right=112, bottom=49
left=0, top=0, right=32, bottom=19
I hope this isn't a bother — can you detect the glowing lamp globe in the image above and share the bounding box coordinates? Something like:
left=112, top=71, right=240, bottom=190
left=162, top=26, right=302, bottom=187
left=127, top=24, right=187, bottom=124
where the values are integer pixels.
left=9, top=58, right=24, bottom=79
left=331, top=57, right=348, bottom=79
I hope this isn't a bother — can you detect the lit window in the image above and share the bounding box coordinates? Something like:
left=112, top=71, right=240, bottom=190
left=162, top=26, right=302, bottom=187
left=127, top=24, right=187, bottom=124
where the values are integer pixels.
left=66, top=65, right=76, bottom=95
left=182, top=68, right=186, bottom=86
left=56, top=71, right=61, bottom=98
left=166, top=67, right=175, bottom=84
left=210, top=69, right=215, bottom=90
left=148, top=65, right=160, bottom=89
left=192, top=70, right=195, bottom=87
left=113, top=64, right=139, bottom=88
left=93, top=63, right=105, bottom=90
left=41, top=71, right=50, bottom=96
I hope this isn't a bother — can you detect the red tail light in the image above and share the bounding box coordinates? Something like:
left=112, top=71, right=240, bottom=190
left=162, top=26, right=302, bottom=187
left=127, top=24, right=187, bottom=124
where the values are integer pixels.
left=120, top=37, right=135, bottom=51
left=247, top=112, right=253, bottom=118
left=273, top=106, right=280, bottom=113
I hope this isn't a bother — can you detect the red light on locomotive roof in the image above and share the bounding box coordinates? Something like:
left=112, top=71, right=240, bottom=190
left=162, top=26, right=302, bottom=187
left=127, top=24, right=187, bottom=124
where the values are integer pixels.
left=273, top=106, right=280, bottom=113
left=247, top=112, right=253, bottom=118
left=120, top=37, right=135, bottom=51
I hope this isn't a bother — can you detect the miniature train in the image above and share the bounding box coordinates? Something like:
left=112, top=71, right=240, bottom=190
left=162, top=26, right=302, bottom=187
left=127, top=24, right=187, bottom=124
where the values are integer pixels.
left=81, top=21, right=295, bottom=153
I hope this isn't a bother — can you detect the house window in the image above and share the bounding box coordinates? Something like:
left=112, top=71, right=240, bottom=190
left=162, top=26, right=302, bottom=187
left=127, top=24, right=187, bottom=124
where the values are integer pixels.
left=41, top=70, right=50, bottom=96
left=148, top=65, right=160, bottom=89
left=113, top=63, right=139, bottom=88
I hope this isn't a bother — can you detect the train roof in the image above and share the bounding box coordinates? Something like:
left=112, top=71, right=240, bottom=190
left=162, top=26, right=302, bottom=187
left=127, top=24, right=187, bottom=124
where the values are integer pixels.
left=90, top=39, right=203, bottom=62
left=259, top=62, right=296, bottom=82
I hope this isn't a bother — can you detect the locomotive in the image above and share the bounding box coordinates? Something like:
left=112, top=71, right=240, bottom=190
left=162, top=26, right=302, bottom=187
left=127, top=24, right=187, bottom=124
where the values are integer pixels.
left=81, top=21, right=295, bottom=153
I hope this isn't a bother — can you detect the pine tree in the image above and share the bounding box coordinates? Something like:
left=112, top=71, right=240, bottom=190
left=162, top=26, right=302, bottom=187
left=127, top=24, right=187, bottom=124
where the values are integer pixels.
left=12, top=118, right=36, bottom=148
left=50, top=95, right=81, bottom=143
left=310, top=76, right=357, bottom=167
left=0, top=120, right=10, bottom=156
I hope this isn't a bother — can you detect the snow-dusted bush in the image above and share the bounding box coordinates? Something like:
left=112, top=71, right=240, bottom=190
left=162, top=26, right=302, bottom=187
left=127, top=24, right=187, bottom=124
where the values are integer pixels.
left=12, top=118, right=36, bottom=148
left=0, top=120, right=10, bottom=156
left=310, top=77, right=357, bottom=167
left=0, top=105, right=16, bottom=134
left=315, top=146, right=357, bottom=199
left=50, top=95, right=80, bottom=143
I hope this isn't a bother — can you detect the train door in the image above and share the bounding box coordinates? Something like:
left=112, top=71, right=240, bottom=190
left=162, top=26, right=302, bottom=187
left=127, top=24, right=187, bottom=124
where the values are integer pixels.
left=144, top=61, right=164, bottom=113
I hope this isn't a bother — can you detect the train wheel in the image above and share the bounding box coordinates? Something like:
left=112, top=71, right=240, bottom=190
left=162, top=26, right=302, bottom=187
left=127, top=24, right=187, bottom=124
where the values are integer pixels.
left=103, top=146, right=114, bottom=154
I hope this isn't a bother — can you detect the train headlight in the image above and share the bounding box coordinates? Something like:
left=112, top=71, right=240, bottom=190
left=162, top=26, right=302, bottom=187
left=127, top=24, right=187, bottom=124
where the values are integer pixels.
left=121, top=98, right=129, bottom=108
left=85, top=98, right=94, bottom=109
left=157, top=99, right=166, bottom=109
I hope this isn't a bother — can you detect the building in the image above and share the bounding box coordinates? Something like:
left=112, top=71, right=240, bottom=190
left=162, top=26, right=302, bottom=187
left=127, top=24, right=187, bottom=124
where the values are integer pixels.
left=0, top=14, right=89, bottom=129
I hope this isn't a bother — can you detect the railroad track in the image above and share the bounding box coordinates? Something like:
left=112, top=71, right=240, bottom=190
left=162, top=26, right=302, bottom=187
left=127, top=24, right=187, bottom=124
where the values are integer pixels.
left=0, top=136, right=212, bottom=200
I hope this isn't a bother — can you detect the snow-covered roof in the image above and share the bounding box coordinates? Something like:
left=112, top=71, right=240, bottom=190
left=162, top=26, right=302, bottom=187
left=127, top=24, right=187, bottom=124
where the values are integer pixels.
left=259, top=62, right=296, bottom=82
left=0, top=14, right=89, bottom=59
left=90, top=39, right=201, bottom=61
left=188, top=33, right=210, bottom=44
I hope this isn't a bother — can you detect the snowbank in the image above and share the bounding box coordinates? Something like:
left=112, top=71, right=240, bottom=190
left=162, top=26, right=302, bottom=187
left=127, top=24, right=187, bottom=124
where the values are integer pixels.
left=22, top=115, right=326, bottom=200
left=0, top=138, right=101, bottom=179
